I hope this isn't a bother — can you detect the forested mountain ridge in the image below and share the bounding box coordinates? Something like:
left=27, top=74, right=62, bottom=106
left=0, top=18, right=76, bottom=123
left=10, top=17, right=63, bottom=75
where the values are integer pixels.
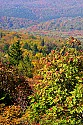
left=27, top=17, right=83, bottom=31
left=0, top=0, right=83, bottom=21
left=1, top=16, right=83, bottom=42
left=1, top=17, right=83, bottom=31
left=0, top=16, right=38, bottom=30
left=0, top=0, right=83, bottom=40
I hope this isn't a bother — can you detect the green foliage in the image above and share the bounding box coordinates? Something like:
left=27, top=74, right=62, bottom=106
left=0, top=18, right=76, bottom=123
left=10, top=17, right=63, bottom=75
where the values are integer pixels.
left=0, top=32, right=3, bottom=38
left=0, top=30, right=83, bottom=125
left=29, top=35, right=37, bottom=39
left=41, top=39, right=45, bottom=46
left=18, top=55, right=33, bottom=78
left=8, top=40, right=23, bottom=66
left=3, top=44, right=9, bottom=53
left=23, top=42, right=31, bottom=50
left=26, top=47, right=83, bottom=125
left=33, top=44, right=39, bottom=55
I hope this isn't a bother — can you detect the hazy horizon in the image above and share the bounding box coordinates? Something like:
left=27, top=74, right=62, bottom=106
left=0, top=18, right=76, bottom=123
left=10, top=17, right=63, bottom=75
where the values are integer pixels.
left=0, top=0, right=83, bottom=21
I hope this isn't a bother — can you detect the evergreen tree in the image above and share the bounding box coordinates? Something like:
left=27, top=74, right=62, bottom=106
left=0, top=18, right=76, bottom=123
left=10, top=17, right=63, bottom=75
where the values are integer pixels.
left=3, top=44, right=9, bottom=53
left=8, top=40, right=23, bottom=66
left=23, top=42, right=31, bottom=50
left=41, top=39, right=44, bottom=46
left=18, top=55, right=33, bottom=77
left=0, top=32, right=3, bottom=38
left=33, top=44, right=38, bottom=55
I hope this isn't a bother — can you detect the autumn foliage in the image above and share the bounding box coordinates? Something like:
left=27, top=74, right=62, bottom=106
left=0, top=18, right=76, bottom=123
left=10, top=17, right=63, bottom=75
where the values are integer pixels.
left=0, top=30, right=83, bottom=125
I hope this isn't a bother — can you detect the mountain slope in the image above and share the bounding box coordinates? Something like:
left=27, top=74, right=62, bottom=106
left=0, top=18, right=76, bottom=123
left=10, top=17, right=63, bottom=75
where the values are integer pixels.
left=27, top=17, right=83, bottom=31
left=0, top=0, right=83, bottom=21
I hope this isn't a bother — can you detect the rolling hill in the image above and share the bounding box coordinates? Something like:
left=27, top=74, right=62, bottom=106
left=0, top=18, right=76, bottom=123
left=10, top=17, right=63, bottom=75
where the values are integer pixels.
left=0, top=0, right=83, bottom=40
left=0, top=0, right=83, bottom=21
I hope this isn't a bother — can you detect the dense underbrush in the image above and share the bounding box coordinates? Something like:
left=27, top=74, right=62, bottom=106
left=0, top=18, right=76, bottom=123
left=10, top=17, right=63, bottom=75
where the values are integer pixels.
left=0, top=34, right=83, bottom=124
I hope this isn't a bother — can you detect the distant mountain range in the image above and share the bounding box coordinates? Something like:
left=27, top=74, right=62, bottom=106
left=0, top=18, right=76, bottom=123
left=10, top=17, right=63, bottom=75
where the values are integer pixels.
left=0, top=16, right=38, bottom=30
left=27, top=17, right=83, bottom=31
left=0, top=0, right=83, bottom=21
left=0, top=0, right=83, bottom=40
left=0, top=16, right=83, bottom=32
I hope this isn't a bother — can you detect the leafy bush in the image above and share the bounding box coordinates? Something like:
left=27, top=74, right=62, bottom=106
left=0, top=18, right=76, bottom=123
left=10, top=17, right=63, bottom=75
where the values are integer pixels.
left=0, top=62, right=33, bottom=109
left=26, top=47, right=83, bottom=125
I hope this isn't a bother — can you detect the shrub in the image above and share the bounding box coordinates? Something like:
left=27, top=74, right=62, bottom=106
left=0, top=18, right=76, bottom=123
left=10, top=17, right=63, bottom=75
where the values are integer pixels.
left=26, top=47, right=83, bottom=125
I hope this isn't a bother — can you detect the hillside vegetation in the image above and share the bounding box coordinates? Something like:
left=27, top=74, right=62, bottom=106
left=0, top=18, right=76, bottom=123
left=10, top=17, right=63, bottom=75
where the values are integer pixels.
left=0, top=0, right=83, bottom=21
left=1, top=16, right=83, bottom=42
left=0, top=30, right=83, bottom=125
left=0, top=17, right=83, bottom=31
left=0, top=16, right=38, bottom=30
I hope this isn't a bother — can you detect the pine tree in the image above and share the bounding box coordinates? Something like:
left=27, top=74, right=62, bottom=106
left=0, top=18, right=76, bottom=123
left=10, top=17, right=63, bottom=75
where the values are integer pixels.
left=8, top=40, right=23, bottom=66
left=18, top=55, right=33, bottom=77
left=41, top=39, right=44, bottom=46
left=33, top=44, right=38, bottom=55
left=0, top=32, right=3, bottom=38
left=23, top=42, right=31, bottom=50
left=3, top=44, right=9, bottom=53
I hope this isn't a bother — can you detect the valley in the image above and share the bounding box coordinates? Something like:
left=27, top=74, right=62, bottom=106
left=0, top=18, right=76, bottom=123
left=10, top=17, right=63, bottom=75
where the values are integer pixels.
left=0, top=16, right=83, bottom=42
